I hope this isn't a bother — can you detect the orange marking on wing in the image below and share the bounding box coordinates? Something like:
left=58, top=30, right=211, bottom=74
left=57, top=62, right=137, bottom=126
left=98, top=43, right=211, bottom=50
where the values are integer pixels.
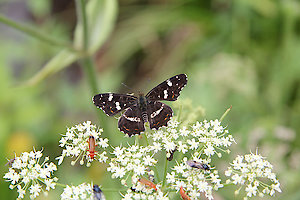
left=138, top=178, right=157, bottom=191
left=180, top=186, right=191, bottom=200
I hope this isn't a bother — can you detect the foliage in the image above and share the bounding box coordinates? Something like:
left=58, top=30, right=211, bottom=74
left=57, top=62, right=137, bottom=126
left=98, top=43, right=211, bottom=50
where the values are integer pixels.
left=1, top=0, right=299, bottom=199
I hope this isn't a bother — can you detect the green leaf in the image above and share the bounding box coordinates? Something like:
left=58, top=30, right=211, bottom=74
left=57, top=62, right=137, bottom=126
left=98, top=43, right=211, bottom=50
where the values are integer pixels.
left=74, top=0, right=118, bottom=54
left=24, top=49, right=78, bottom=86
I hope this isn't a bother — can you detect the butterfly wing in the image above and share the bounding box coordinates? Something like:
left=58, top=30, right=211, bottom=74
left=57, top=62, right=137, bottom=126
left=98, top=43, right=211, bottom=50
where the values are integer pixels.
left=146, top=74, right=187, bottom=101
left=92, top=93, right=137, bottom=116
left=118, top=104, right=145, bottom=136
left=147, top=101, right=173, bottom=130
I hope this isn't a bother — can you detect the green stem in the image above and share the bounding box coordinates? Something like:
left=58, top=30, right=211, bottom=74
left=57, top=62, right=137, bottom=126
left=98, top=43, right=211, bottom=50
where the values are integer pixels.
left=81, top=58, right=98, bottom=94
left=75, top=0, right=89, bottom=51
left=75, top=0, right=111, bottom=138
left=144, top=133, right=149, bottom=146
left=153, top=166, right=161, bottom=183
left=177, top=104, right=183, bottom=121
left=101, top=188, right=128, bottom=192
left=135, top=135, right=139, bottom=145
left=54, top=182, right=67, bottom=188
left=220, top=105, right=232, bottom=122
left=0, top=14, right=73, bottom=49
left=81, top=58, right=109, bottom=137
left=162, top=156, right=168, bottom=187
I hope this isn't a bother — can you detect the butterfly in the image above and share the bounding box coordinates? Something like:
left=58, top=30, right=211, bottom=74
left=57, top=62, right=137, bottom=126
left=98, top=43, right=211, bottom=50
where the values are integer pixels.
left=92, top=74, right=187, bottom=136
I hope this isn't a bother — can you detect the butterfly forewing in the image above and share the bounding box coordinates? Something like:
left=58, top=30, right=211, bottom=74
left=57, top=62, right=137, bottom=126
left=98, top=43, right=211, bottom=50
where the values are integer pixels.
left=146, top=74, right=187, bottom=101
left=92, top=93, right=137, bottom=116
left=147, top=101, right=173, bottom=130
left=118, top=104, right=145, bottom=136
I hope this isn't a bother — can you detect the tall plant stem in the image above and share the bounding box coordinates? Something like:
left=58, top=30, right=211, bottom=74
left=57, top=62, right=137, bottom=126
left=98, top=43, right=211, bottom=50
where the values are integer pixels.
left=0, top=14, right=73, bottom=50
left=75, top=0, right=89, bottom=51
left=220, top=105, right=232, bottom=122
left=75, top=0, right=109, bottom=136
left=162, top=156, right=168, bottom=187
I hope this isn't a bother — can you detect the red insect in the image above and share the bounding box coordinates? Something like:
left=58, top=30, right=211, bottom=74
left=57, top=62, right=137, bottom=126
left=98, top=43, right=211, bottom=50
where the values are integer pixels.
left=138, top=178, right=157, bottom=191
left=87, top=135, right=97, bottom=159
left=180, top=186, right=191, bottom=200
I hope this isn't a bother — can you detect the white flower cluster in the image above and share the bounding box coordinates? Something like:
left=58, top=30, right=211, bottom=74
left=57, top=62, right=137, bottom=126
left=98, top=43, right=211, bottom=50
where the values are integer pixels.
left=147, top=118, right=235, bottom=160
left=147, top=119, right=181, bottom=156
left=3, top=148, right=57, bottom=199
left=189, top=119, right=235, bottom=157
left=56, top=121, right=109, bottom=166
left=122, top=185, right=169, bottom=200
left=167, top=157, right=223, bottom=200
left=225, top=151, right=282, bottom=198
left=61, top=183, right=93, bottom=200
left=107, top=144, right=157, bottom=185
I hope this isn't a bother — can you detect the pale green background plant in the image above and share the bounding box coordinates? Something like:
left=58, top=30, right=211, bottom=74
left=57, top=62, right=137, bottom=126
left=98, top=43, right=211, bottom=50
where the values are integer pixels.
left=1, top=0, right=299, bottom=199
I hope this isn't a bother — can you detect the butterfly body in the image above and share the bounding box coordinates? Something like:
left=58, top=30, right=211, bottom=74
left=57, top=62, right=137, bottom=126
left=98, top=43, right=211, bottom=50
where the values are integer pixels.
left=93, top=74, right=187, bottom=136
left=137, top=94, right=149, bottom=122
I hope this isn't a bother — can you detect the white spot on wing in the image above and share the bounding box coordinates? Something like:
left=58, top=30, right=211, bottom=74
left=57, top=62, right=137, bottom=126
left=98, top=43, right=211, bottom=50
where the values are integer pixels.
left=115, top=102, right=121, bottom=110
left=124, top=115, right=141, bottom=122
left=108, top=93, right=113, bottom=101
left=151, top=105, right=164, bottom=118
left=164, top=90, right=168, bottom=99
left=167, top=79, right=172, bottom=86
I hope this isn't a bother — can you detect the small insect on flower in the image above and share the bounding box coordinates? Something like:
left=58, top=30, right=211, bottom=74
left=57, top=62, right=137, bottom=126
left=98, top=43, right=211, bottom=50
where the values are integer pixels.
left=167, top=146, right=177, bottom=161
left=5, top=157, right=16, bottom=167
left=180, top=186, right=191, bottom=200
left=88, top=135, right=97, bottom=160
left=93, top=184, right=106, bottom=200
left=57, top=121, right=108, bottom=166
left=187, top=160, right=210, bottom=171
left=138, top=178, right=157, bottom=191
left=146, top=167, right=155, bottom=182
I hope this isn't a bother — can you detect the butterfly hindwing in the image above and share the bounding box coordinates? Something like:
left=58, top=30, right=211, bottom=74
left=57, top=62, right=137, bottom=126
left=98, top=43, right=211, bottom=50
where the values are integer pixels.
left=146, top=74, right=187, bottom=101
left=92, top=93, right=137, bottom=116
left=147, top=101, right=173, bottom=130
left=118, top=104, right=145, bottom=136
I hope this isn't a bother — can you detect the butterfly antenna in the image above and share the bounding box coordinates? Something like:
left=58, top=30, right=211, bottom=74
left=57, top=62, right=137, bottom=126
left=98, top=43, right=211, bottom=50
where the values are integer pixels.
left=121, top=82, right=133, bottom=91
left=121, top=82, right=141, bottom=95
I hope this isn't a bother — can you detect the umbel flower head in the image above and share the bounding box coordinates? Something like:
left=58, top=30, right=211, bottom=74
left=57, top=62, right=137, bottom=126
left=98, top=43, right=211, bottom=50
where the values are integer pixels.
left=167, top=157, right=223, bottom=200
left=107, top=144, right=157, bottom=184
left=56, top=121, right=109, bottom=167
left=61, top=183, right=93, bottom=200
left=146, top=118, right=235, bottom=160
left=3, top=148, right=58, bottom=199
left=225, top=151, right=282, bottom=199
left=121, top=184, right=169, bottom=200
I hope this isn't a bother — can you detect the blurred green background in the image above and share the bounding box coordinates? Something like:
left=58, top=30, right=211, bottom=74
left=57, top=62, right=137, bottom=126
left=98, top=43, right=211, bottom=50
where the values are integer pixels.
left=1, top=0, right=299, bottom=199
